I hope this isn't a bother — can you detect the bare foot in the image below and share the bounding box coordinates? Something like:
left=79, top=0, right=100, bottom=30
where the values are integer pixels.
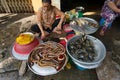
left=53, top=29, right=62, bottom=34
left=55, top=30, right=62, bottom=34
left=41, top=31, right=49, bottom=39
left=34, top=33, right=40, bottom=37
left=100, top=30, right=105, bottom=36
left=53, top=27, right=62, bottom=34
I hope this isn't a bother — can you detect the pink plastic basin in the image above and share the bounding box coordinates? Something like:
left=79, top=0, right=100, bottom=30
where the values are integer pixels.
left=14, top=38, right=39, bottom=55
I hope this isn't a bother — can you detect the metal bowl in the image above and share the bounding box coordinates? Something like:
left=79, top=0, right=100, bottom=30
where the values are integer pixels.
left=66, top=34, right=106, bottom=65
left=70, top=17, right=99, bottom=34
left=27, top=41, right=68, bottom=76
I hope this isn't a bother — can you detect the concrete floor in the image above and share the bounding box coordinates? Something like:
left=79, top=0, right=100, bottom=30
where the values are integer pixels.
left=44, top=66, right=98, bottom=80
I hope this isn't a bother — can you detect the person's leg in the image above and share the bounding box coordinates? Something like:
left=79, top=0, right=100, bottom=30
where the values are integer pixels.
left=100, top=14, right=116, bottom=36
left=31, top=24, right=50, bottom=38
left=31, top=24, right=41, bottom=32
left=52, top=19, right=65, bottom=34
left=51, top=18, right=61, bottom=30
left=31, top=24, right=41, bottom=37
left=99, top=17, right=105, bottom=27
left=40, top=19, right=61, bottom=33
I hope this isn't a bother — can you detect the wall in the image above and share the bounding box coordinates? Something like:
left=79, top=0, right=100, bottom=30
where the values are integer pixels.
left=0, top=0, right=60, bottom=13
left=31, top=0, right=61, bottom=13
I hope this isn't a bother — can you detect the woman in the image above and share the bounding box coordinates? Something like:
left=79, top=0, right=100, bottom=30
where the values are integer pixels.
left=99, top=0, right=120, bottom=36
left=31, top=0, right=65, bottom=39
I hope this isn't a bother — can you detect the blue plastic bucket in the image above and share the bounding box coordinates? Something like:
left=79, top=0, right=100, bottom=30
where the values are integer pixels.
left=68, top=57, right=86, bottom=70
left=75, top=63, right=86, bottom=70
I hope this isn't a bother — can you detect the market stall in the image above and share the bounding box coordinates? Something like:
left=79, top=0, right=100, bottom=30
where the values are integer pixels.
left=9, top=7, right=106, bottom=75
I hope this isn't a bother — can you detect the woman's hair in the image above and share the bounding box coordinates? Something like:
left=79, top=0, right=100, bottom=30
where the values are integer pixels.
left=42, top=0, right=51, bottom=4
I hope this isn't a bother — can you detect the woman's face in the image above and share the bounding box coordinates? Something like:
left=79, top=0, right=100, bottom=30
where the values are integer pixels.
left=42, top=2, right=51, bottom=11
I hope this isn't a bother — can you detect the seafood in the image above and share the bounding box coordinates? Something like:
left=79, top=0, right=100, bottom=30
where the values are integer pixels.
left=77, top=18, right=88, bottom=27
left=28, top=41, right=66, bottom=70
left=69, top=20, right=78, bottom=26
left=70, top=18, right=99, bottom=34
left=88, top=21, right=98, bottom=28
left=68, top=34, right=97, bottom=62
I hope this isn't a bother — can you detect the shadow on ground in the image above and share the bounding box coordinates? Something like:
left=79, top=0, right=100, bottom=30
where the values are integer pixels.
left=0, top=13, right=33, bottom=29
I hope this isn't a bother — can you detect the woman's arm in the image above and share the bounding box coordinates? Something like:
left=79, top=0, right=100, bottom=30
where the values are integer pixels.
left=37, top=8, right=46, bottom=39
left=37, top=9, right=44, bottom=34
left=54, top=7, right=65, bottom=28
left=107, top=1, right=120, bottom=13
left=52, top=7, right=65, bottom=34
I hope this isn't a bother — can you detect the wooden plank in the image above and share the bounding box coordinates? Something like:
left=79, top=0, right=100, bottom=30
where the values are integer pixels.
left=1, top=0, right=11, bottom=13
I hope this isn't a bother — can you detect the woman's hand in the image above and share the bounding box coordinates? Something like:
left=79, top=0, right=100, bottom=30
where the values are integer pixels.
left=41, top=31, right=49, bottom=39
left=41, top=32, right=45, bottom=39
left=53, top=25, right=62, bottom=34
